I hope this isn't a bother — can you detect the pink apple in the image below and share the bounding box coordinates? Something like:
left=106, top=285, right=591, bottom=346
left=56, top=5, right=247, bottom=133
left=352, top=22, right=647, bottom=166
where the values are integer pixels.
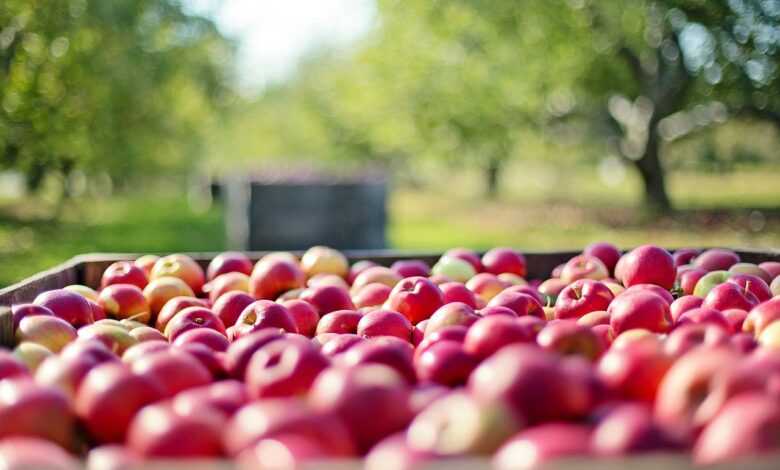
left=664, top=323, right=729, bottom=357
left=609, top=291, right=672, bottom=335
left=173, top=380, right=249, bottom=419
left=250, top=258, right=305, bottom=300
left=467, top=273, right=511, bottom=302
left=744, top=297, right=780, bottom=337
left=702, top=282, right=758, bottom=312
left=494, top=423, right=592, bottom=469
left=173, top=327, right=230, bottom=351
left=619, top=245, right=676, bottom=290
left=482, top=248, right=527, bottom=277
left=154, top=296, right=206, bottom=331
left=319, top=333, right=366, bottom=357
left=597, top=340, right=672, bottom=402
left=278, top=299, right=319, bottom=337
left=10, top=304, right=55, bottom=332
left=676, top=307, right=730, bottom=330
left=670, top=295, right=703, bottom=322
left=352, top=282, right=392, bottom=309
left=351, top=266, right=402, bottom=292
left=672, top=248, right=700, bottom=268
left=728, top=273, right=772, bottom=303
left=348, top=260, right=378, bottom=284
left=592, top=403, right=680, bottom=455
left=536, top=320, right=603, bottom=360
left=391, top=260, right=431, bottom=278
left=723, top=308, right=748, bottom=333
left=207, top=251, right=253, bottom=281
left=487, top=291, right=545, bottom=318
left=759, top=261, right=780, bottom=280
left=577, top=310, right=610, bottom=327
left=0, top=437, right=78, bottom=470
left=204, top=272, right=250, bottom=304
left=619, top=284, right=674, bottom=305
left=678, top=267, right=708, bottom=295
left=98, top=284, right=150, bottom=324
left=339, top=337, right=416, bottom=384
left=163, top=306, right=226, bottom=342
left=694, top=248, right=740, bottom=271
left=231, top=300, right=297, bottom=338
left=439, top=282, right=478, bottom=308
left=33, top=289, right=94, bottom=327
left=0, top=350, right=29, bottom=380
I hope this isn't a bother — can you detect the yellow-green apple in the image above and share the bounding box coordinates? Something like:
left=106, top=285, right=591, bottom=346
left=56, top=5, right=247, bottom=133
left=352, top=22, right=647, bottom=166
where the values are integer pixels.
left=494, top=423, right=591, bottom=470
left=309, top=364, right=413, bottom=453
left=390, top=260, right=431, bottom=278
left=134, top=255, right=159, bottom=277
left=315, top=310, right=362, bottom=335
left=663, top=323, right=729, bottom=357
left=691, top=270, right=729, bottom=298
left=498, top=273, right=528, bottom=286
left=129, top=325, right=166, bottom=343
left=424, top=302, right=479, bottom=337
left=0, top=379, right=74, bottom=449
left=554, top=279, right=614, bottom=320
left=150, top=254, right=206, bottom=294
left=338, top=337, right=416, bottom=384
left=771, top=276, right=780, bottom=296
left=33, top=289, right=94, bottom=327
left=63, top=284, right=99, bottom=302
left=560, top=255, right=609, bottom=283
left=163, top=306, right=226, bottom=342
left=245, top=338, right=330, bottom=398
left=414, top=341, right=477, bottom=386
left=77, top=323, right=137, bottom=355
left=670, top=295, right=703, bottom=322
left=431, top=256, right=476, bottom=283
left=536, top=320, right=604, bottom=360
left=694, top=248, right=740, bottom=271
left=383, top=277, right=444, bottom=325
left=619, top=245, right=676, bottom=290
left=584, top=241, right=622, bottom=274
left=608, top=291, right=672, bottom=335
left=126, top=402, right=223, bottom=457
left=300, top=246, right=349, bottom=279
left=597, top=339, right=672, bottom=402
left=300, top=284, right=355, bottom=315
left=101, top=261, right=149, bottom=290
left=250, top=258, right=305, bottom=300
left=280, top=299, right=319, bottom=337
left=444, top=247, right=484, bottom=273
left=15, top=315, right=76, bottom=353
left=482, top=248, right=527, bottom=277
left=75, top=361, right=165, bottom=443
left=357, top=309, right=412, bottom=341
left=407, top=391, right=520, bottom=455
left=467, top=273, right=511, bottom=302
left=143, top=277, right=195, bottom=317
left=207, top=251, right=253, bottom=281
left=98, top=284, right=150, bottom=323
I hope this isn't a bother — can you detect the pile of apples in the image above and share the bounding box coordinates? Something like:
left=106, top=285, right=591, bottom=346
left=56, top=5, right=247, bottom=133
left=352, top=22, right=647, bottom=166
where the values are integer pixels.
left=2, top=244, right=780, bottom=469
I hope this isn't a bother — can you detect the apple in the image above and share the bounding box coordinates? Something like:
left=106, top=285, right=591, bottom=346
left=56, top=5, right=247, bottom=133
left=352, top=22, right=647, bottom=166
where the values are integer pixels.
left=694, top=393, right=780, bottom=465
left=63, top=284, right=99, bottom=302
left=163, top=306, right=226, bottom=341
left=173, top=380, right=249, bottom=419
left=494, top=423, right=591, bottom=469
left=225, top=398, right=355, bottom=457
left=408, top=391, right=520, bottom=456
left=173, top=327, right=230, bottom=351
left=279, top=299, right=319, bottom=337
left=0, top=437, right=79, bottom=470
left=463, top=316, right=545, bottom=361
left=482, top=248, right=527, bottom=277
left=250, top=258, right=305, bottom=300
left=744, top=298, right=780, bottom=337
left=759, top=261, right=780, bottom=280
left=352, top=283, right=392, bottom=309
left=97, top=284, right=150, bottom=324
left=86, top=445, right=141, bottom=470
left=347, top=260, right=378, bottom=284
left=729, top=262, right=772, bottom=283
left=610, top=328, right=659, bottom=350
left=319, top=334, right=365, bottom=357
left=207, top=251, right=253, bottom=281
left=431, top=256, right=477, bottom=283
left=0, top=350, right=29, bottom=380
left=357, top=309, right=413, bottom=341
left=128, top=325, right=166, bottom=343
left=560, top=255, right=609, bottom=283
left=467, top=273, right=510, bottom=303
left=130, top=349, right=212, bottom=398
left=670, top=295, right=703, bottom=322
left=61, top=339, right=117, bottom=364
left=150, top=254, right=206, bottom=294
left=75, top=361, right=165, bottom=443
left=608, top=291, right=672, bottom=335
left=0, top=378, right=74, bottom=448
left=316, top=309, right=363, bottom=335
left=143, top=277, right=195, bottom=316
left=365, top=433, right=436, bottom=470
left=537, top=278, right=568, bottom=304
left=702, top=282, right=758, bottom=312
left=678, top=267, right=708, bottom=295
left=584, top=241, right=621, bottom=274
left=694, top=248, right=740, bottom=271
left=676, top=307, right=730, bottom=330
left=351, top=266, right=402, bottom=292
left=177, top=342, right=226, bottom=379
left=231, top=300, right=297, bottom=339
left=101, top=261, right=148, bottom=290
left=664, top=323, right=729, bottom=357
left=597, top=339, right=672, bottom=402
left=14, top=315, right=75, bottom=353
left=424, top=302, right=479, bottom=337
left=153, top=295, right=205, bottom=331
left=77, top=323, right=137, bottom=355
left=390, top=259, right=431, bottom=278
left=478, top=305, right=519, bottom=317
left=309, top=364, right=413, bottom=453
left=409, top=384, right=450, bottom=414
left=536, top=320, right=603, bottom=360
left=592, top=403, right=680, bottom=455
left=758, top=320, right=780, bottom=349
left=444, top=247, right=484, bottom=273
left=619, top=245, right=675, bottom=290
left=224, top=329, right=286, bottom=379
left=339, top=337, right=416, bottom=384
left=206, top=292, right=250, bottom=330
left=308, top=273, right=352, bottom=290
left=439, top=282, right=478, bottom=308
left=12, top=342, right=53, bottom=372
left=300, top=246, right=349, bottom=279
left=414, top=340, right=477, bottom=386
left=415, top=326, right=468, bottom=360
left=34, top=353, right=98, bottom=403
left=672, top=248, right=700, bottom=268
left=127, top=402, right=223, bottom=457
left=591, top=324, right=613, bottom=349
left=300, top=284, right=355, bottom=315
left=134, top=255, right=159, bottom=277
left=383, top=276, right=444, bottom=325
left=554, top=279, right=614, bottom=320
left=772, top=276, right=780, bottom=296
left=237, top=434, right=330, bottom=469
left=619, top=284, right=674, bottom=305
left=723, top=308, right=748, bottom=333
left=691, top=270, right=729, bottom=298
left=204, top=272, right=250, bottom=304
left=577, top=310, right=610, bottom=327
left=728, top=273, right=772, bottom=302
left=33, top=289, right=94, bottom=327
left=469, top=344, right=589, bottom=423
left=246, top=338, right=330, bottom=398
left=9, top=304, right=54, bottom=332
left=487, top=291, right=545, bottom=318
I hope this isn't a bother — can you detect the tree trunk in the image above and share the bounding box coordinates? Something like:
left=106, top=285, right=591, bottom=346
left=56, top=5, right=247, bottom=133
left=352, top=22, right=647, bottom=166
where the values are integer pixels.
left=633, top=123, right=672, bottom=212
left=485, top=157, right=501, bottom=199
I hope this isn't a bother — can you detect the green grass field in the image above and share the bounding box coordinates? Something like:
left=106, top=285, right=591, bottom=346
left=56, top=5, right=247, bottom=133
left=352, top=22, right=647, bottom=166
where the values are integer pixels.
left=1, top=166, right=778, bottom=287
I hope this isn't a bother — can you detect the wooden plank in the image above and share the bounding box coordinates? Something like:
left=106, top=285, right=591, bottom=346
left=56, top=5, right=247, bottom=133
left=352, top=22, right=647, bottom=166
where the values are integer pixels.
left=0, top=307, right=13, bottom=348
left=0, top=258, right=81, bottom=306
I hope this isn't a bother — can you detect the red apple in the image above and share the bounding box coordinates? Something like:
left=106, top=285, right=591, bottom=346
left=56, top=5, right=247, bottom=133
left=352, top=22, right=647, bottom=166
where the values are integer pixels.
left=0, top=378, right=74, bottom=448
left=173, top=380, right=249, bottom=419
left=702, top=282, right=758, bottom=312
left=237, top=434, right=332, bottom=470
left=482, top=248, right=526, bottom=277
left=173, top=327, right=230, bottom=351
left=246, top=338, right=330, bottom=398
left=729, top=263, right=772, bottom=284
left=98, top=284, right=150, bottom=324
left=33, top=289, right=94, bottom=327
left=316, top=309, right=362, bottom=335
left=664, top=323, right=729, bottom=357
left=672, top=248, right=700, bottom=268
left=348, top=260, right=378, bottom=284
left=15, top=315, right=76, bottom=353
left=357, top=309, right=413, bottom=341
left=467, top=273, right=510, bottom=302
left=439, top=282, right=478, bottom=308
left=676, top=307, right=730, bottom=330
left=150, top=254, right=206, bottom=294
left=723, top=308, right=748, bottom=333
left=424, top=302, right=479, bottom=337
left=339, top=337, right=416, bottom=384
left=444, top=247, right=484, bottom=273
left=619, top=245, right=676, bottom=290
left=352, top=283, right=392, bottom=309
left=487, top=291, right=545, bottom=318
left=494, top=423, right=591, bottom=469
left=163, top=306, right=226, bottom=342
left=127, top=402, right=223, bottom=457
left=307, top=273, right=349, bottom=290
left=224, top=329, right=286, bottom=379
left=592, top=403, right=680, bottom=456
left=130, top=349, right=212, bottom=398
left=121, top=340, right=170, bottom=364
left=0, top=350, right=29, bottom=380
left=61, top=339, right=117, bottom=364
left=86, top=445, right=140, bottom=470
left=300, top=246, right=349, bottom=278
left=310, top=364, right=413, bottom=453
left=728, top=273, right=772, bottom=303
left=670, top=295, right=703, bottom=322
left=212, top=291, right=254, bottom=329
left=694, top=248, right=740, bottom=271
left=177, top=342, right=226, bottom=379
left=319, top=334, right=365, bottom=357
left=231, top=300, right=297, bottom=338
left=537, top=278, right=568, bottom=304
left=10, top=304, right=54, bottom=333
left=678, top=267, right=708, bottom=295
left=279, top=299, right=319, bottom=337
left=383, top=276, right=444, bottom=325
left=560, top=255, right=609, bottom=283
left=101, top=261, right=148, bottom=290
left=365, top=433, right=437, bottom=470
left=414, top=340, right=477, bottom=386
left=759, top=261, right=780, bottom=280
left=154, top=295, right=206, bottom=331
left=250, top=258, right=305, bottom=300
left=204, top=272, right=250, bottom=304
left=584, top=241, right=621, bottom=273
left=478, top=305, right=518, bottom=317
left=391, top=260, right=431, bottom=278
left=597, top=339, right=672, bottom=402
left=128, top=325, right=166, bottom=343
left=554, top=279, right=614, bottom=320
left=466, top=316, right=545, bottom=361
left=0, top=437, right=79, bottom=470
left=502, top=284, right=546, bottom=305
left=415, top=326, right=468, bottom=360
left=143, top=277, right=195, bottom=316
left=208, top=251, right=253, bottom=280
left=620, top=284, right=674, bottom=305
left=536, top=320, right=603, bottom=360
left=608, top=291, right=672, bottom=335
left=75, top=361, right=165, bottom=443
left=300, top=284, right=355, bottom=315
left=34, top=353, right=98, bottom=402
left=351, top=266, right=401, bottom=292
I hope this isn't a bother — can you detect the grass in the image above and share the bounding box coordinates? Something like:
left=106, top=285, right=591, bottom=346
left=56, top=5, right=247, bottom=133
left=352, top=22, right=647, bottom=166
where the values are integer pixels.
left=0, top=166, right=779, bottom=287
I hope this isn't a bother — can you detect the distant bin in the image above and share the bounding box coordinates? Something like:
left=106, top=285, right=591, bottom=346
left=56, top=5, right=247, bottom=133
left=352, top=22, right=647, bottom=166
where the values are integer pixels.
left=222, top=175, right=387, bottom=251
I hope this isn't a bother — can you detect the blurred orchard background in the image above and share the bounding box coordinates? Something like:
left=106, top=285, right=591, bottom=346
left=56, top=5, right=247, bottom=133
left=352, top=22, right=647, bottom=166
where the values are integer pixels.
left=1, top=0, right=779, bottom=286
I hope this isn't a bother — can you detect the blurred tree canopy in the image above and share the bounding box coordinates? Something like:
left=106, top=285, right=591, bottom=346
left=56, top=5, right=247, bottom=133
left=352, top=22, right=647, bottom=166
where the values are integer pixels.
left=0, top=0, right=233, bottom=196
left=230, top=0, right=778, bottom=211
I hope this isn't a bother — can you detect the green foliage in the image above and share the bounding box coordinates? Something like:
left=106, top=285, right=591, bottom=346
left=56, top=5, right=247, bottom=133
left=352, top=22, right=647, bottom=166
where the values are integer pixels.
left=0, top=0, right=233, bottom=192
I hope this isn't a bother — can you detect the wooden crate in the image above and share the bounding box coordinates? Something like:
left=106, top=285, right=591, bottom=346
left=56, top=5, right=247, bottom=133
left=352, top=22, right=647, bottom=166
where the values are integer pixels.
left=2, top=249, right=780, bottom=469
